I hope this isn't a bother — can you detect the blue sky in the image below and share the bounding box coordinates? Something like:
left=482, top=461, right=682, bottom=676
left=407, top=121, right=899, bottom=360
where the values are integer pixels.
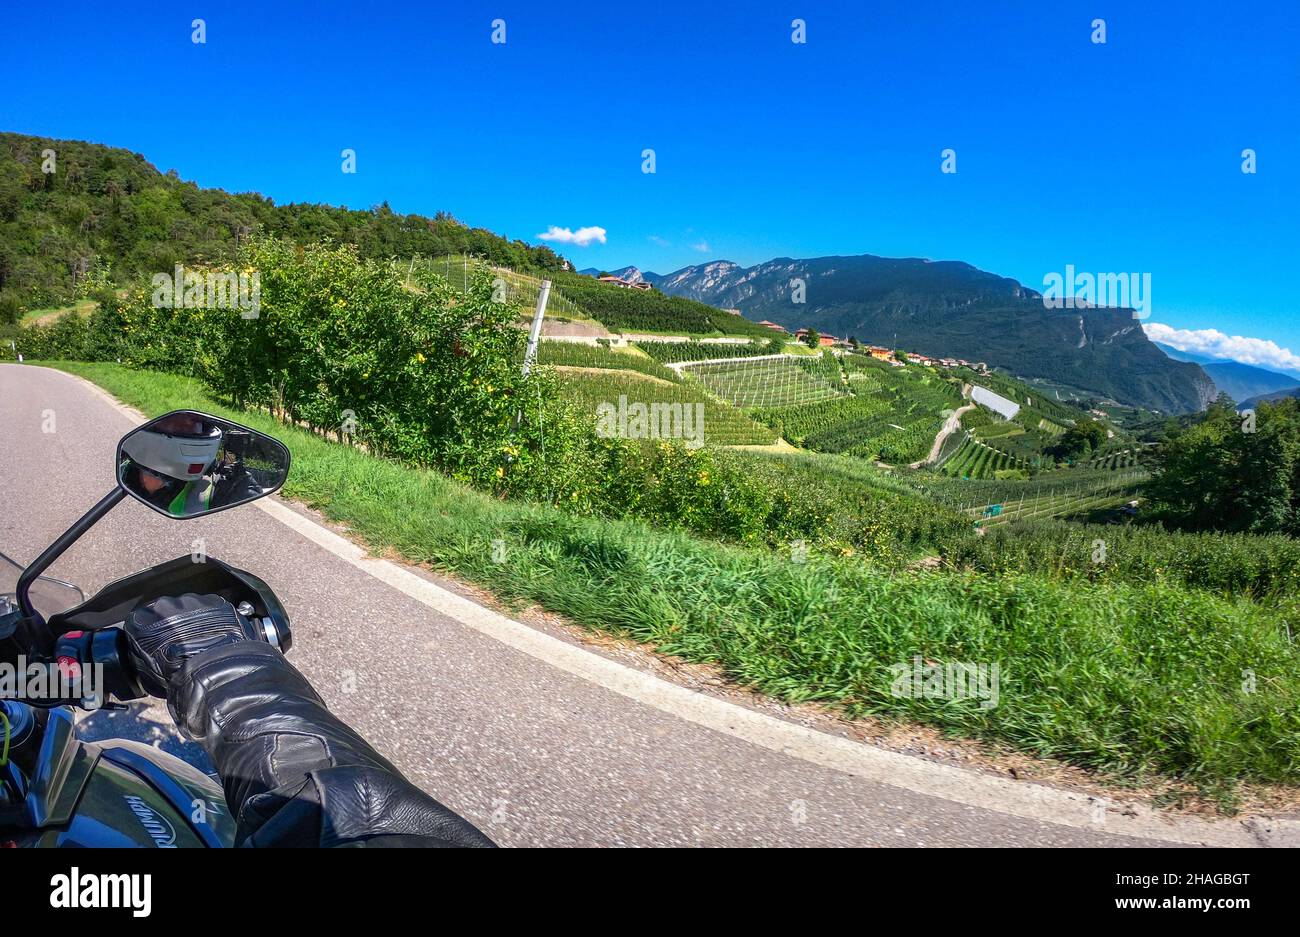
left=3, top=1, right=1297, bottom=367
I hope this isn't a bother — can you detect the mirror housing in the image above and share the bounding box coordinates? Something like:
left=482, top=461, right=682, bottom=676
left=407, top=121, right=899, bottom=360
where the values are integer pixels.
left=117, top=410, right=290, bottom=519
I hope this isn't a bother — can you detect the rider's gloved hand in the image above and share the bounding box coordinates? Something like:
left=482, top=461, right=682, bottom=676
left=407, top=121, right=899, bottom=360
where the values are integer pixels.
left=125, top=591, right=495, bottom=846
left=123, top=592, right=262, bottom=696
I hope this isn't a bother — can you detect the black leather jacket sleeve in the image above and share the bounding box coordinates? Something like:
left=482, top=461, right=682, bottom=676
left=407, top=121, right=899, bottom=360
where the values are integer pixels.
left=166, top=641, right=495, bottom=848
left=211, top=462, right=261, bottom=508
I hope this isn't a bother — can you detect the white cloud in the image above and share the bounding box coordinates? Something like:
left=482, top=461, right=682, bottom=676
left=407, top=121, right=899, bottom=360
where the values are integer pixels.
left=536, top=225, right=607, bottom=247
left=1143, top=322, right=1300, bottom=374
left=691, top=240, right=711, bottom=253
left=648, top=235, right=670, bottom=247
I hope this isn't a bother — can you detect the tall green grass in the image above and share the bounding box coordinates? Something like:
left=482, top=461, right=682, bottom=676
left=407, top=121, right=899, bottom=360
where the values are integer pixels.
left=41, top=362, right=1300, bottom=788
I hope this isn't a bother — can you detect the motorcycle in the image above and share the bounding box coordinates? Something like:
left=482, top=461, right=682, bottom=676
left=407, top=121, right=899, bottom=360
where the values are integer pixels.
left=0, top=410, right=291, bottom=847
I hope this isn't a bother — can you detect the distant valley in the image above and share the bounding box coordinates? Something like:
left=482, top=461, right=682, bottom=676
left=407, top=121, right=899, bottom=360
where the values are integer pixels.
left=589, top=256, right=1214, bottom=414
left=1153, top=342, right=1300, bottom=404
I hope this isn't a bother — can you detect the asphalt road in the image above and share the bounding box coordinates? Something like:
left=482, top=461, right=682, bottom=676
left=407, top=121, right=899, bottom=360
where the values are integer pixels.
left=0, top=363, right=1257, bottom=847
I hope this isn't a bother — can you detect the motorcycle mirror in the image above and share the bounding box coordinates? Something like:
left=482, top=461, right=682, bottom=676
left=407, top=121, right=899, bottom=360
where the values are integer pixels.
left=116, top=410, right=291, bottom=519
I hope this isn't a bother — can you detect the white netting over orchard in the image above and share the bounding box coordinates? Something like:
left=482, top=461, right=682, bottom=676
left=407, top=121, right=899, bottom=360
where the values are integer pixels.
left=679, top=355, right=847, bottom=409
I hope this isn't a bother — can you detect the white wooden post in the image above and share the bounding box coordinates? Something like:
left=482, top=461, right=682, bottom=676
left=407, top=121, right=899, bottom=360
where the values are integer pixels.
left=521, top=279, right=550, bottom=377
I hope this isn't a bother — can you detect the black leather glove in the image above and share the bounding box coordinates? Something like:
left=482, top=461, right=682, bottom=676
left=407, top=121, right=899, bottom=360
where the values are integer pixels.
left=124, top=592, right=494, bottom=847
left=124, top=592, right=262, bottom=696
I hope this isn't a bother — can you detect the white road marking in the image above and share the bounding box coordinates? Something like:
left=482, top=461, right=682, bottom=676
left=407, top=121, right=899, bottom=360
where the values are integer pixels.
left=32, top=364, right=1299, bottom=847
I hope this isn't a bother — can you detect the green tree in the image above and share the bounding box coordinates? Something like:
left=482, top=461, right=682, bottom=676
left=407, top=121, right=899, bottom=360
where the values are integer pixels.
left=1145, top=396, right=1300, bottom=533
left=0, top=293, right=19, bottom=326
left=1053, top=417, right=1108, bottom=460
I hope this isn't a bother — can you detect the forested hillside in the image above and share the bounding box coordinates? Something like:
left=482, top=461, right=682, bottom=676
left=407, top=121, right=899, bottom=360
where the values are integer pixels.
left=0, top=131, right=567, bottom=313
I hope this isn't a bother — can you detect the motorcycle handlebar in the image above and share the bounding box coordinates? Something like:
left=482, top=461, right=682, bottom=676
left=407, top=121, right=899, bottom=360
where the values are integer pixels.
left=54, top=602, right=291, bottom=708
left=53, top=628, right=146, bottom=705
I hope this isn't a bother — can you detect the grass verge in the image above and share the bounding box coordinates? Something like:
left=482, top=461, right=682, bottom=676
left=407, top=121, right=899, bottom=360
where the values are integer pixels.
left=41, top=361, right=1300, bottom=791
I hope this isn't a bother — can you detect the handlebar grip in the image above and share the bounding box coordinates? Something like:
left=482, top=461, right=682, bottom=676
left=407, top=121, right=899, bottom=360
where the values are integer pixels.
left=53, top=597, right=290, bottom=707
left=55, top=629, right=147, bottom=703
left=235, top=601, right=292, bottom=654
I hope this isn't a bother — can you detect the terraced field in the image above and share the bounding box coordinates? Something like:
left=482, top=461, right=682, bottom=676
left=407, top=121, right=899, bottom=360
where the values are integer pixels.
left=1082, top=449, right=1141, bottom=470
left=953, top=380, right=1123, bottom=470
left=961, top=470, right=1149, bottom=525
left=635, top=340, right=777, bottom=363
left=754, top=397, right=946, bottom=463
left=980, top=427, right=1057, bottom=465
left=556, top=368, right=778, bottom=446
left=938, top=435, right=1034, bottom=479
left=750, top=394, right=890, bottom=446
left=550, top=340, right=1136, bottom=508
left=532, top=340, right=679, bottom=381
left=919, top=466, right=1126, bottom=500
left=850, top=414, right=947, bottom=464
left=742, top=354, right=960, bottom=463
left=681, top=356, right=847, bottom=408
left=845, top=369, right=884, bottom=393
left=421, top=255, right=595, bottom=321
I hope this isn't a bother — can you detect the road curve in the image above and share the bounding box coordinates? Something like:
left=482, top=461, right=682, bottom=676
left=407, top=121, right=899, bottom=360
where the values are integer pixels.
left=0, top=363, right=1282, bottom=847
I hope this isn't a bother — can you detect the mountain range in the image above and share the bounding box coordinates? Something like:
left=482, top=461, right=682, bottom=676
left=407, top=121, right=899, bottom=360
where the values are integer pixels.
left=1240, top=386, right=1300, bottom=409
left=1152, top=342, right=1300, bottom=403
left=593, top=257, right=1215, bottom=414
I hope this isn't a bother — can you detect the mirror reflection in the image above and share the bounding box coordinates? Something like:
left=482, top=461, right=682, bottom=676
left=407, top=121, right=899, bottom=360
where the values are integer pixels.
left=117, top=411, right=289, bottom=518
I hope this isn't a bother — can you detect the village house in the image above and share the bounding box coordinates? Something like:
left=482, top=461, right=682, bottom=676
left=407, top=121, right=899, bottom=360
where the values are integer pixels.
left=597, top=275, right=652, bottom=291
left=794, top=328, right=839, bottom=348
left=757, top=320, right=788, bottom=333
